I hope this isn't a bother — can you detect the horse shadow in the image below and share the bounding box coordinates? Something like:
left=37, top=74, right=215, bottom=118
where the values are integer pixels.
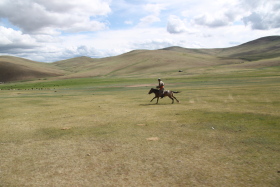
left=139, top=103, right=171, bottom=106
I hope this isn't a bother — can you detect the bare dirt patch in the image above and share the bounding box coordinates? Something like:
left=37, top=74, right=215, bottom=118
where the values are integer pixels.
left=146, top=137, right=159, bottom=141
left=136, top=124, right=147, bottom=126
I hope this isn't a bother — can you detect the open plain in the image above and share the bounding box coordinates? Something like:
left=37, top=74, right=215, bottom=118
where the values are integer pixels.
left=0, top=36, right=280, bottom=186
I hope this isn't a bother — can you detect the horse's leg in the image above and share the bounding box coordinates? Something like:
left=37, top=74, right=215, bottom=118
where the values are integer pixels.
left=168, top=96, right=174, bottom=104
left=173, top=95, right=180, bottom=103
left=170, top=92, right=180, bottom=103
left=150, top=97, right=156, bottom=102
left=156, top=97, right=159, bottom=104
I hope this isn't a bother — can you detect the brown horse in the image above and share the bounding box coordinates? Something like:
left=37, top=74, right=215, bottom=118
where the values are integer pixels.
left=148, top=88, right=180, bottom=104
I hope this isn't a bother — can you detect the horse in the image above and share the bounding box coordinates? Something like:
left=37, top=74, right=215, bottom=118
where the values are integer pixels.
left=148, top=88, right=180, bottom=104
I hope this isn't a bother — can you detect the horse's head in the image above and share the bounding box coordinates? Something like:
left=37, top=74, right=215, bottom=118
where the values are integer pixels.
left=148, top=88, right=154, bottom=94
left=148, top=88, right=158, bottom=94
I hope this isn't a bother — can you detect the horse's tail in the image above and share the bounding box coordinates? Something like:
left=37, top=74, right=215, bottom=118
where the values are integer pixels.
left=172, top=91, right=180, bottom=94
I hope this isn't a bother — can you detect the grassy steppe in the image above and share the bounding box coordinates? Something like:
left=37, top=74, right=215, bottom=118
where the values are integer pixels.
left=0, top=70, right=279, bottom=186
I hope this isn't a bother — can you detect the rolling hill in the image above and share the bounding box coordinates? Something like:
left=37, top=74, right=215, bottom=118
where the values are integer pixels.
left=53, top=36, right=280, bottom=78
left=162, top=36, right=280, bottom=61
left=216, top=36, right=280, bottom=61
left=55, top=49, right=241, bottom=78
left=1, top=36, right=279, bottom=82
left=0, top=56, right=65, bottom=82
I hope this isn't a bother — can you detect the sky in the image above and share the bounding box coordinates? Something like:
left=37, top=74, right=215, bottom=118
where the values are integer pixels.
left=0, top=0, right=279, bottom=62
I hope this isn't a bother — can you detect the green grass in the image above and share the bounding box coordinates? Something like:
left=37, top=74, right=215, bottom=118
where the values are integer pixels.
left=0, top=77, right=152, bottom=91
left=0, top=72, right=279, bottom=186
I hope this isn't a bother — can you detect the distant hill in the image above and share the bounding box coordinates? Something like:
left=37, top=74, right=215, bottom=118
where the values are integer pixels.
left=1, top=36, right=279, bottom=82
left=53, top=49, right=233, bottom=78
left=216, top=36, right=280, bottom=61
left=0, top=56, right=65, bottom=82
left=161, top=46, right=219, bottom=56
left=161, top=36, right=280, bottom=61
left=57, top=36, right=280, bottom=78
left=53, top=56, right=95, bottom=72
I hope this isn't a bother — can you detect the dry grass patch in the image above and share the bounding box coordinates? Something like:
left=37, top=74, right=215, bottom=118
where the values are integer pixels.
left=0, top=74, right=279, bottom=186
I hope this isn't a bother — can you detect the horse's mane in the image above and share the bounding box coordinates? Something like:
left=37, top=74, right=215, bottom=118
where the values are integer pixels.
left=151, top=88, right=159, bottom=92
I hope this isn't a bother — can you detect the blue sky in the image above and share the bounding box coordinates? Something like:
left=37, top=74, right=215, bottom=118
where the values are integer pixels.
left=0, top=0, right=279, bottom=62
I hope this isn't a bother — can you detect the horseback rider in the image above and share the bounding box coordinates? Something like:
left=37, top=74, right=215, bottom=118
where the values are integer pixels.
left=157, top=78, right=165, bottom=98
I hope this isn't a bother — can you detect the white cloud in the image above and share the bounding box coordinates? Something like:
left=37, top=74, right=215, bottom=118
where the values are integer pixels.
left=186, top=0, right=242, bottom=28
left=0, top=0, right=111, bottom=34
left=186, top=0, right=280, bottom=30
left=144, top=3, right=166, bottom=15
left=137, top=15, right=161, bottom=27
left=242, top=0, right=280, bottom=30
left=132, top=38, right=174, bottom=50
left=0, top=0, right=279, bottom=62
left=194, top=13, right=230, bottom=28
left=136, top=3, right=165, bottom=27
left=167, top=15, right=189, bottom=34
left=0, top=26, right=38, bottom=52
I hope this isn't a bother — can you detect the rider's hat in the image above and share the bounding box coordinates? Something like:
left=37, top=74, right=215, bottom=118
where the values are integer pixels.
left=158, top=78, right=161, bottom=80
